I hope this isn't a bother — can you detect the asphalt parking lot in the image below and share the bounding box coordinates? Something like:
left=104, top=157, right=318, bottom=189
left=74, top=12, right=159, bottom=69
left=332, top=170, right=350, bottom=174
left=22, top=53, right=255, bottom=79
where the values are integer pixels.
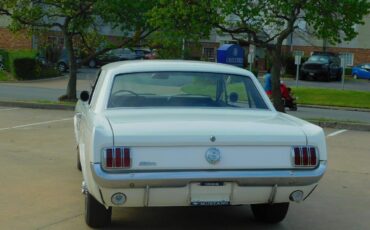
left=0, top=107, right=370, bottom=230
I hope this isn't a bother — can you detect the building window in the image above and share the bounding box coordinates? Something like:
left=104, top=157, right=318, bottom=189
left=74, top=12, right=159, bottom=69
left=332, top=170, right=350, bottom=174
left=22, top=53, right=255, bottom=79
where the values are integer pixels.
left=47, top=36, right=64, bottom=49
left=203, top=47, right=215, bottom=61
left=339, top=53, right=354, bottom=66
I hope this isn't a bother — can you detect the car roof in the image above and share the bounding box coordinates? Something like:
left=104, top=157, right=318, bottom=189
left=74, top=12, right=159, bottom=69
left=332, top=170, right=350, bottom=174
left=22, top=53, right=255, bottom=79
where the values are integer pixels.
left=101, top=60, right=253, bottom=77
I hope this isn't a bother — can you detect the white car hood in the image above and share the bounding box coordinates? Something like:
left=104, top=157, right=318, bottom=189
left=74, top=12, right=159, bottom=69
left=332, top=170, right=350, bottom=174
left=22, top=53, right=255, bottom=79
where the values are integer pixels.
left=104, top=108, right=307, bottom=147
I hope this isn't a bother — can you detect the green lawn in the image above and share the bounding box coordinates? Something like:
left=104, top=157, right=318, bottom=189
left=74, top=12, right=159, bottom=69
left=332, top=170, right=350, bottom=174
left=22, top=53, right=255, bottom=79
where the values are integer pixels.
left=183, top=82, right=370, bottom=109
left=292, top=87, right=370, bottom=109
left=0, top=71, right=13, bottom=81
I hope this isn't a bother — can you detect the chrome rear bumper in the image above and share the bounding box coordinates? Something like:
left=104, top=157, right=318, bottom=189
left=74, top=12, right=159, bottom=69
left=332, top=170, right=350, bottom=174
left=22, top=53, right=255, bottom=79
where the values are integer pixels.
left=90, top=161, right=327, bottom=188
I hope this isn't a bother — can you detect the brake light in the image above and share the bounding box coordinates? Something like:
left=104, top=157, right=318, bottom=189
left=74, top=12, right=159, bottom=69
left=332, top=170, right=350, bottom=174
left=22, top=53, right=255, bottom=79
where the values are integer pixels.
left=104, top=147, right=131, bottom=169
left=292, top=146, right=318, bottom=167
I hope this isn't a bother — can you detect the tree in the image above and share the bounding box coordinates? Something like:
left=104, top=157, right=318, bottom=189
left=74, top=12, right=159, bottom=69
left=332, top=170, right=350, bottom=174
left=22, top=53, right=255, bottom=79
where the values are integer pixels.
left=0, top=0, right=157, bottom=101
left=151, top=0, right=370, bottom=111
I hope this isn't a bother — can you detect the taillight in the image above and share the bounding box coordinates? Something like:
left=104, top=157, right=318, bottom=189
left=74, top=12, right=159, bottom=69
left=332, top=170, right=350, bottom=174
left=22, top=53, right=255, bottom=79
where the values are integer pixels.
left=103, top=147, right=131, bottom=169
left=292, top=146, right=318, bottom=167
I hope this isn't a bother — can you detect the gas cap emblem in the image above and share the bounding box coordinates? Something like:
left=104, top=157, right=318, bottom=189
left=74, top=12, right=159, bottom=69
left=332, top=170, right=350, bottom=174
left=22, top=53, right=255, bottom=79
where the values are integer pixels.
left=205, top=148, right=221, bottom=164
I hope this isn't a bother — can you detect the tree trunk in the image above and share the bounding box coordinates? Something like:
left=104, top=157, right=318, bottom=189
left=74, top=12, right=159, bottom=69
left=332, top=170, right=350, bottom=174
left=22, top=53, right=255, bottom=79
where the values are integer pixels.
left=60, top=33, right=77, bottom=101
left=270, top=47, right=285, bottom=112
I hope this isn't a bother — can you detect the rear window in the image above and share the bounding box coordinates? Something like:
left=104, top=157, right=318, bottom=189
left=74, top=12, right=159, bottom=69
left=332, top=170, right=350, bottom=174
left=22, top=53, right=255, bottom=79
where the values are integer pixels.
left=108, top=72, right=268, bottom=110
left=308, top=55, right=329, bottom=63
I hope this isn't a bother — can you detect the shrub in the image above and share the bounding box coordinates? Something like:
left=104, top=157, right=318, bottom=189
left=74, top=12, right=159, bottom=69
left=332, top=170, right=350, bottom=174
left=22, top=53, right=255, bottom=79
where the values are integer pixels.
left=8, top=50, right=37, bottom=76
left=345, top=67, right=352, bottom=76
left=13, top=58, right=38, bottom=80
left=39, top=66, right=60, bottom=79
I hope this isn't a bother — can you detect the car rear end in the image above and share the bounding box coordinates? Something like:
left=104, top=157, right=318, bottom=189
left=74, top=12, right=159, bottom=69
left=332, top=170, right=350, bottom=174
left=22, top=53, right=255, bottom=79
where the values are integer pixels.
left=79, top=61, right=327, bottom=227
left=90, top=109, right=326, bottom=208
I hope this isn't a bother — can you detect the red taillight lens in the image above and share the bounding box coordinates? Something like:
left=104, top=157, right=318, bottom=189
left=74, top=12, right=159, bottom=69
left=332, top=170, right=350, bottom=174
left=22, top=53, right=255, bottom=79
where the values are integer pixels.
left=292, top=146, right=318, bottom=167
left=294, top=147, right=301, bottom=165
left=123, top=148, right=131, bottom=167
left=106, top=148, right=113, bottom=168
left=104, top=147, right=130, bottom=169
left=115, top=148, right=122, bottom=167
left=302, top=147, right=308, bottom=165
left=310, top=147, right=317, bottom=166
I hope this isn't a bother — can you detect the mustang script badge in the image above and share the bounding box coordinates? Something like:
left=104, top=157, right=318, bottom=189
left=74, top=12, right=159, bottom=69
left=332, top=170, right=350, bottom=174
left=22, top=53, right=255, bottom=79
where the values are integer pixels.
left=205, top=148, right=221, bottom=164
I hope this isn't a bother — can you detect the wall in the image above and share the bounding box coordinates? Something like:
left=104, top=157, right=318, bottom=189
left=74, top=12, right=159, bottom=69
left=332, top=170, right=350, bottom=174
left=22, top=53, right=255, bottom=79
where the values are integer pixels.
left=0, top=28, right=32, bottom=50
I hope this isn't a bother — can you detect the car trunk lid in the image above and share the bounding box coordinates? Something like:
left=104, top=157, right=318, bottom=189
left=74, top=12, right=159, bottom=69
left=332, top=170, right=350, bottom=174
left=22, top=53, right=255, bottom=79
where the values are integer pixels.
left=104, top=109, right=306, bottom=170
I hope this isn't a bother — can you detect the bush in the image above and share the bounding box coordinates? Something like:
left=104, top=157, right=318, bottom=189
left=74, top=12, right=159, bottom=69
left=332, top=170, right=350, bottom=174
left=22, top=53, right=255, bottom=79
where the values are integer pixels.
left=13, top=57, right=61, bottom=80
left=39, top=66, right=60, bottom=79
left=345, top=67, right=352, bottom=76
left=13, top=58, right=38, bottom=80
left=8, top=50, right=37, bottom=76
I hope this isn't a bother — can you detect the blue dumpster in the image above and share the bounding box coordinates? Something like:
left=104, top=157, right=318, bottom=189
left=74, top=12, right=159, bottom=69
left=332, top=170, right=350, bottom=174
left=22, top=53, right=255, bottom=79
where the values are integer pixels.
left=217, top=44, right=244, bottom=67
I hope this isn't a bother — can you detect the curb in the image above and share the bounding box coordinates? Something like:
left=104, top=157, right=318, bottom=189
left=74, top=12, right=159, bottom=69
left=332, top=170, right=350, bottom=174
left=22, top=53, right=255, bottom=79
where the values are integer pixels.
left=308, top=120, right=370, bottom=132
left=299, top=104, right=370, bottom=112
left=0, top=101, right=75, bottom=111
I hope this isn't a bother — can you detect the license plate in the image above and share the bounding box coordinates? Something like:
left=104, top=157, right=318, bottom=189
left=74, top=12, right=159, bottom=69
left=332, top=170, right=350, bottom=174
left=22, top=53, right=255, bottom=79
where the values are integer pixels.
left=191, top=200, right=230, bottom=206
left=190, top=182, right=232, bottom=206
left=309, top=72, right=314, bottom=76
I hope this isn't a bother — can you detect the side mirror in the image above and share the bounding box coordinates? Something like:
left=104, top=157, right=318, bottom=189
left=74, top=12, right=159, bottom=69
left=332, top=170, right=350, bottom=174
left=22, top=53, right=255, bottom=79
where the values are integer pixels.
left=80, top=91, right=90, bottom=102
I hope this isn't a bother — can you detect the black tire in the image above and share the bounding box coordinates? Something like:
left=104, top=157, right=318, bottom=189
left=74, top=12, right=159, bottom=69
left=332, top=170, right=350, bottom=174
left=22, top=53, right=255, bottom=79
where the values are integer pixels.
left=289, top=104, right=298, bottom=111
left=57, top=62, right=67, bottom=72
left=88, top=59, right=96, bottom=68
left=85, top=192, right=112, bottom=228
left=77, top=149, right=81, bottom=171
left=324, top=73, right=331, bottom=82
left=353, top=74, right=358, bottom=79
left=299, top=73, right=306, bottom=81
left=251, top=202, right=289, bottom=223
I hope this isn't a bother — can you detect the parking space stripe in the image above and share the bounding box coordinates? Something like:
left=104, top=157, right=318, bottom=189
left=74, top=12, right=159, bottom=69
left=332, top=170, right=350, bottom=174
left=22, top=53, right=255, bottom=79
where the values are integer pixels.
left=327, top=129, right=348, bottom=138
left=0, top=108, right=20, bottom=111
left=0, top=118, right=72, bottom=131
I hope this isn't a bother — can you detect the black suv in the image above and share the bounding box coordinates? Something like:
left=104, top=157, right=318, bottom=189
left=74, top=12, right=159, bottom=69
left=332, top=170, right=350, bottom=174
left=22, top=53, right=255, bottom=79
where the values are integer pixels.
left=300, top=52, right=342, bottom=81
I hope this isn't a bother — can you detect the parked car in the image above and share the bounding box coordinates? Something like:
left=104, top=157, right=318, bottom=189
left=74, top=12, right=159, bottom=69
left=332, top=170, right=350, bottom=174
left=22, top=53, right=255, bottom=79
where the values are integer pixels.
left=352, top=63, right=370, bottom=80
left=87, top=48, right=146, bottom=68
left=300, top=52, right=342, bottom=81
left=57, top=49, right=81, bottom=72
left=74, top=60, right=327, bottom=228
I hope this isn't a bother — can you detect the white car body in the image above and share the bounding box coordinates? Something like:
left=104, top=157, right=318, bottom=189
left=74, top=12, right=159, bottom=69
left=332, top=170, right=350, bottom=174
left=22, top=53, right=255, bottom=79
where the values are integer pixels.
left=74, top=60, right=327, bottom=227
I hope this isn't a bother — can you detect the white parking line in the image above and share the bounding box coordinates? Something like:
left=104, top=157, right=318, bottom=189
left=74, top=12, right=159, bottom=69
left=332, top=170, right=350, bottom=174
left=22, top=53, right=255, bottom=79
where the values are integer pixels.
left=327, top=129, right=348, bottom=138
left=0, top=107, right=20, bottom=111
left=0, top=118, right=73, bottom=131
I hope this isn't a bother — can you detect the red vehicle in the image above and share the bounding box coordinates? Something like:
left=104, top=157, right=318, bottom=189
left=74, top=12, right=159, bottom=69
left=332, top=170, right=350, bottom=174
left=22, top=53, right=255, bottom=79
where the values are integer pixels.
left=280, top=82, right=297, bottom=111
left=265, top=82, right=297, bottom=111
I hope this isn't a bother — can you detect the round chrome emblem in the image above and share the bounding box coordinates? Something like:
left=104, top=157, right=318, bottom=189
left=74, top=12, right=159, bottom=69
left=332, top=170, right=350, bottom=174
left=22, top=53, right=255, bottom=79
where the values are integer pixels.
left=210, top=136, right=216, bottom=142
left=205, top=148, right=221, bottom=164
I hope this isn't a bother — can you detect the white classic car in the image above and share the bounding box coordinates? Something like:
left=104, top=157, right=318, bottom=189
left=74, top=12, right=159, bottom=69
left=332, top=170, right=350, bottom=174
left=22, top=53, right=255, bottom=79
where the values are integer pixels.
left=74, top=60, right=327, bottom=228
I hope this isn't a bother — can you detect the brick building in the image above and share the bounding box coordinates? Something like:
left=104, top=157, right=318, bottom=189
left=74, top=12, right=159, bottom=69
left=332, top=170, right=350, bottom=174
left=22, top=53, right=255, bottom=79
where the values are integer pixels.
left=195, top=14, right=370, bottom=70
left=0, top=17, right=33, bottom=50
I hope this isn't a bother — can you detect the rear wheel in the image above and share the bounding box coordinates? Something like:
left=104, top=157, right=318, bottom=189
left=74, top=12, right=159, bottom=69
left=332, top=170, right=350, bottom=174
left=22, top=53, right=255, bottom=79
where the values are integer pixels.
left=57, top=62, right=67, bottom=72
left=353, top=74, right=358, bottom=79
left=77, top=147, right=81, bottom=171
left=88, top=59, right=96, bottom=68
left=85, top=192, right=112, bottom=228
left=299, top=73, right=306, bottom=80
left=251, top=202, right=289, bottom=223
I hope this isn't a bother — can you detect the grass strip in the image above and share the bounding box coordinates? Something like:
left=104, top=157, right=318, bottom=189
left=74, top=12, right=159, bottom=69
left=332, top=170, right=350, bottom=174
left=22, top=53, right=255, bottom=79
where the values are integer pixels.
left=292, top=87, right=370, bottom=109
